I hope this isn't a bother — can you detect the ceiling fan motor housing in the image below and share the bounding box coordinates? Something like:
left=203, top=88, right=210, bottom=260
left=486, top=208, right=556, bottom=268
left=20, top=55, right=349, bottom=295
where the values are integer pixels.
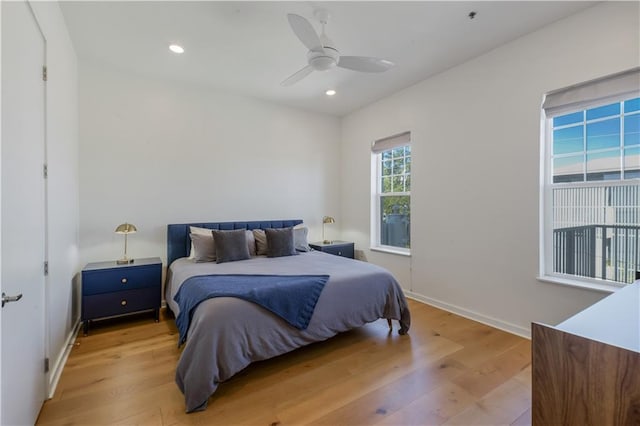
left=307, top=47, right=339, bottom=71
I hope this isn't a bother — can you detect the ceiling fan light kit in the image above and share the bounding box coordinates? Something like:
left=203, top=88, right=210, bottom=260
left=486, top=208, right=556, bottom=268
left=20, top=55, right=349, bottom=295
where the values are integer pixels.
left=308, top=48, right=338, bottom=71
left=282, top=9, right=394, bottom=87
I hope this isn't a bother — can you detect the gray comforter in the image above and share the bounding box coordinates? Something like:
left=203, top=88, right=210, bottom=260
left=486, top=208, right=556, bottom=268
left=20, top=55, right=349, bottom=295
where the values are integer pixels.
left=166, top=251, right=411, bottom=412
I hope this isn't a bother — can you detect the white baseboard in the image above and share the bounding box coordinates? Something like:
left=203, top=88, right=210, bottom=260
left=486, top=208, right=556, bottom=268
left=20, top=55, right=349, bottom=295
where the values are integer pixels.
left=404, top=290, right=531, bottom=339
left=47, top=319, right=81, bottom=399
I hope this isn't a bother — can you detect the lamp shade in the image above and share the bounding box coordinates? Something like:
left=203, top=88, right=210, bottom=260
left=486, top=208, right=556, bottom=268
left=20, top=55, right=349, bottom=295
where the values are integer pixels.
left=323, top=216, right=335, bottom=224
left=115, top=223, right=137, bottom=234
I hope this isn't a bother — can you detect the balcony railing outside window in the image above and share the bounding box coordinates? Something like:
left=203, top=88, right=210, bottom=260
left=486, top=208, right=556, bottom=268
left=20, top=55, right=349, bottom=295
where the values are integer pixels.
left=553, top=183, right=639, bottom=284
left=380, top=200, right=410, bottom=248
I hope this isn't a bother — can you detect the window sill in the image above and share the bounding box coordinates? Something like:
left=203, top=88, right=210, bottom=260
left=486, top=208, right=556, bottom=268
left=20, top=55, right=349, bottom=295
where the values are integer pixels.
left=370, top=246, right=411, bottom=257
left=537, top=275, right=623, bottom=294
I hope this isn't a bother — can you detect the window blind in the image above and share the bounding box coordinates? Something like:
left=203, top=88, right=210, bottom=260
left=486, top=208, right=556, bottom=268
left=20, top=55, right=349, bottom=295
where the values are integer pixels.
left=371, top=131, right=411, bottom=153
left=543, top=67, right=640, bottom=117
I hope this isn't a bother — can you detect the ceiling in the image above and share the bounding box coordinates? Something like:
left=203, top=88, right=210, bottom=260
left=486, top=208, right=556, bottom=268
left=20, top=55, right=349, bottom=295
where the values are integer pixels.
left=60, top=1, right=597, bottom=117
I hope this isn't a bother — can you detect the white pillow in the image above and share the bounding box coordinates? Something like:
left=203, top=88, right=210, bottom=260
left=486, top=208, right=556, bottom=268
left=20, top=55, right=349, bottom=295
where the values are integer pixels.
left=188, top=226, right=214, bottom=259
left=293, top=225, right=310, bottom=252
left=245, top=230, right=257, bottom=256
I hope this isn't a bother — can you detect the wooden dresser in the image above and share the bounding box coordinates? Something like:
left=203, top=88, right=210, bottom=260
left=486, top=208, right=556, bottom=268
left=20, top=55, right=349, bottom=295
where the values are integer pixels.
left=532, top=281, right=640, bottom=425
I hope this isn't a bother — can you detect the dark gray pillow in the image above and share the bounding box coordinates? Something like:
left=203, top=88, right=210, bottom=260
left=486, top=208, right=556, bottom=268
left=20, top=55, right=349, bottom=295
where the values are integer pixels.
left=190, top=232, right=216, bottom=262
left=212, top=229, right=250, bottom=263
left=265, top=227, right=297, bottom=258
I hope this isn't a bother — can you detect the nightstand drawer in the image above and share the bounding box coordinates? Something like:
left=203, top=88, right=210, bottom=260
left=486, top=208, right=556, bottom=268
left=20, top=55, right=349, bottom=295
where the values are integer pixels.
left=82, top=263, right=161, bottom=295
left=309, top=241, right=355, bottom=259
left=322, top=244, right=354, bottom=258
left=82, top=287, right=160, bottom=320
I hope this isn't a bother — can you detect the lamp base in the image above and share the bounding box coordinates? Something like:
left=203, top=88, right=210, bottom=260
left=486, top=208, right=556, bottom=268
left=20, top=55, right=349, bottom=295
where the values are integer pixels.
left=116, top=258, right=134, bottom=265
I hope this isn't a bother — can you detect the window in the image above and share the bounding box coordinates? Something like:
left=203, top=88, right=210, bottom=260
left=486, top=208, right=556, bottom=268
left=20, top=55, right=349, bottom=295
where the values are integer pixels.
left=542, top=68, right=640, bottom=287
left=371, top=132, right=411, bottom=253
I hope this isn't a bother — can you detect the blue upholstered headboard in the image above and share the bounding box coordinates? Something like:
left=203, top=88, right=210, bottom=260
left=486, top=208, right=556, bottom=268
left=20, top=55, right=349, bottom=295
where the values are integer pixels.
left=167, top=219, right=303, bottom=266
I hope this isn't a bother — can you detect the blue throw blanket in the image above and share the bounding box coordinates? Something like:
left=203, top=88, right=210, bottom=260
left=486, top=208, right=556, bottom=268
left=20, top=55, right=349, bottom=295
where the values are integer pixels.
left=174, top=274, right=330, bottom=345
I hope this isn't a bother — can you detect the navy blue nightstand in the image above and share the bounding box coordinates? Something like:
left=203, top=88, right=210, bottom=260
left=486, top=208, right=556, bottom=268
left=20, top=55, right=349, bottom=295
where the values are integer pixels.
left=81, top=257, right=162, bottom=335
left=309, top=241, right=355, bottom=259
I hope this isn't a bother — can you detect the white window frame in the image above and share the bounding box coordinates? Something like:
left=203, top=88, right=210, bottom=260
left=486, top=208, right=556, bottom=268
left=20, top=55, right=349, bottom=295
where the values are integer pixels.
left=539, top=69, right=640, bottom=291
left=370, top=133, right=411, bottom=256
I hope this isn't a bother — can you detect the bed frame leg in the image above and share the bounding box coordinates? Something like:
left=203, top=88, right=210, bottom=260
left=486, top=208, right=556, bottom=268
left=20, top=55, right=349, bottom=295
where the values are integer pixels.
left=387, top=318, right=392, bottom=330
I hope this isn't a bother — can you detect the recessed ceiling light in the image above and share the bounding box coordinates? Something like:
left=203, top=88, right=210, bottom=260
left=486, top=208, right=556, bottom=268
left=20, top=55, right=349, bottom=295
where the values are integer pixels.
left=169, top=44, right=184, bottom=54
left=325, top=89, right=336, bottom=96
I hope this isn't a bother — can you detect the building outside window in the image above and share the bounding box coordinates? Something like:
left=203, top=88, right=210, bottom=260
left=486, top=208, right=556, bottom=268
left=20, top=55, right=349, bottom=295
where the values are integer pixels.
left=371, top=132, right=411, bottom=253
left=542, top=69, right=639, bottom=287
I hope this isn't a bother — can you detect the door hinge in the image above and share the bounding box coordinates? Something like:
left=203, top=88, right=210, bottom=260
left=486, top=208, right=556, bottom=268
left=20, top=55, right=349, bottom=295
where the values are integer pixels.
left=44, top=358, right=50, bottom=373
left=42, top=65, right=47, bottom=82
left=44, top=261, right=49, bottom=276
left=43, top=164, right=48, bottom=179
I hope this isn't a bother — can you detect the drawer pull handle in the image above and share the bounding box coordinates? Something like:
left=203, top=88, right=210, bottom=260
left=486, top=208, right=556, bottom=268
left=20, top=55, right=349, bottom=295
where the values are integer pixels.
left=121, top=278, right=127, bottom=284
left=121, top=300, right=127, bottom=306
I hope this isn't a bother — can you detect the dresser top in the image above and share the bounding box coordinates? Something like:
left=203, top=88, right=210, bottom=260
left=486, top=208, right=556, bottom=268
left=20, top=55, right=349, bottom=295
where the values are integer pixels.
left=557, top=280, right=639, bottom=353
left=83, top=257, right=162, bottom=272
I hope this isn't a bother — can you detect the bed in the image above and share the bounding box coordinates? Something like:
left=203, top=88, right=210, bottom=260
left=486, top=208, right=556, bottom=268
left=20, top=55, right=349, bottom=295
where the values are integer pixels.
left=166, top=220, right=411, bottom=412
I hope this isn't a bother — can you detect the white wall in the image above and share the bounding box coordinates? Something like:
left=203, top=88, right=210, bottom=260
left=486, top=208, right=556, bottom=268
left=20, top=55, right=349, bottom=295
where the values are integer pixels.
left=0, top=3, right=4, bottom=421
left=30, top=1, right=80, bottom=392
left=341, top=2, right=640, bottom=336
left=78, top=62, right=341, bottom=268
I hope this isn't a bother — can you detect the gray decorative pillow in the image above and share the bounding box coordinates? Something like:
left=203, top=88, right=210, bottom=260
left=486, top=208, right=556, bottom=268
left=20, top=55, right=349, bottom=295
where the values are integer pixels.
left=212, top=229, right=250, bottom=263
left=293, top=226, right=311, bottom=252
left=265, top=227, right=297, bottom=258
left=188, top=226, right=214, bottom=259
left=190, top=232, right=216, bottom=262
left=253, top=229, right=268, bottom=256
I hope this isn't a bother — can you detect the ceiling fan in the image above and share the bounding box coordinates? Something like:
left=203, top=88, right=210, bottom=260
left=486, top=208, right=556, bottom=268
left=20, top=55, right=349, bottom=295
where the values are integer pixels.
left=281, top=9, right=395, bottom=87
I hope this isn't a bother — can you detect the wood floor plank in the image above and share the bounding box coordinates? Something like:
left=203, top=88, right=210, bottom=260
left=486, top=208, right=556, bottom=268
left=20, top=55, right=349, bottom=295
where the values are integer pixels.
left=511, top=408, right=532, bottom=426
left=37, top=299, right=532, bottom=425
left=443, top=378, right=531, bottom=425
left=275, top=335, right=464, bottom=424
left=112, top=408, right=164, bottom=426
left=444, top=329, right=524, bottom=369
left=374, top=381, right=477, bottom=426
left=307, top=358, right=469, bottom=425
left=450, top=339, right=531, bottom=398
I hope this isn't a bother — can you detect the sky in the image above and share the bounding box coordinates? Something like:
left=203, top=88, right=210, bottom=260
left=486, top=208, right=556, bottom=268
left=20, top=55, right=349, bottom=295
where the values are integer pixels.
left=552, top=97, right=640, bottom=179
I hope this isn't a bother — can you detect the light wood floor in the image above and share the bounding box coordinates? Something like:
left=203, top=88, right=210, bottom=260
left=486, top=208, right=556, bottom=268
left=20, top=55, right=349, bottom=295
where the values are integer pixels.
left=36, top=299, right=532, bottom=425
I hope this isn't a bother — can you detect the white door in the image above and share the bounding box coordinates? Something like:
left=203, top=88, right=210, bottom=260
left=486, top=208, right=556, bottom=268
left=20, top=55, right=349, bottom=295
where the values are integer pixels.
left=1, top=0, right=47, bottom=424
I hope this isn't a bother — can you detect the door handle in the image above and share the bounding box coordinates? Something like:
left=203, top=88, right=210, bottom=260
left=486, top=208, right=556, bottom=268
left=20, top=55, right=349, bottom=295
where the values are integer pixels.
left=2, top=292, right=23, bottom=308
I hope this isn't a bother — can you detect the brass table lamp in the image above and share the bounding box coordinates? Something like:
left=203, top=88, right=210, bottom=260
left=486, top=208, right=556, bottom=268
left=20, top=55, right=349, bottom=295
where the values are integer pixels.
left=115, top=223, right=137, bottom=264
left=322, top=216, right=335, bottom=244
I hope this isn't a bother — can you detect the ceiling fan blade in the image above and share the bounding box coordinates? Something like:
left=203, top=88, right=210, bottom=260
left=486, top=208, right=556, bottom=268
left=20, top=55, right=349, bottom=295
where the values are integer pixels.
left=287, top=14, right=324, bottom=53
left=281, top=65, right=314, bottom=87
left=337, top=56, right=395, bottom=73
